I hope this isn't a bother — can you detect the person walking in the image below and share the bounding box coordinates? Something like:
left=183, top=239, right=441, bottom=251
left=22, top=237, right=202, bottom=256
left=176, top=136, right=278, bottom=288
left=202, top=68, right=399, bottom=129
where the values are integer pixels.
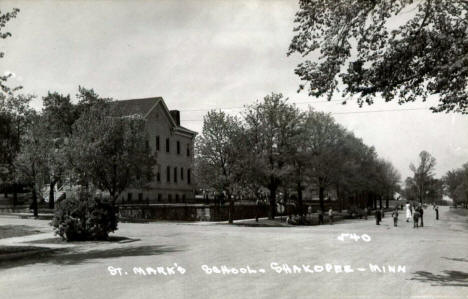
left=435, top=205, right=439, bottom=220
left=413, top=209, right=420, bottom=228
left=376, top=209, right=382, bottom=225
left=419, top=204, right=424, bottom=227
left=392, top=208, right=399, bottom=227
left=328, top=208, right=334, bottom=225
left=405, top=202, right=412, bottom=222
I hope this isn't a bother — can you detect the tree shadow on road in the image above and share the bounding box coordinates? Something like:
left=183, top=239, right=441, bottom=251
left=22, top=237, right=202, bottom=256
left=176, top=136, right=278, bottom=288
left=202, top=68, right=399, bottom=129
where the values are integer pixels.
left=411, top=270, right=468, bottom=287
left=441, top=257, right=468, bottom=263
left=24, top=235, right=141, bottom=245
left=0, top=244, right=183, bottom=270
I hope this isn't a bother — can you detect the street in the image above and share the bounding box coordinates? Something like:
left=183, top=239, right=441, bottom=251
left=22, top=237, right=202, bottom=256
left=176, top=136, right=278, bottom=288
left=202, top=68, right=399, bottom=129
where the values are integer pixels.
left=0, top=206, right=467, bottom=298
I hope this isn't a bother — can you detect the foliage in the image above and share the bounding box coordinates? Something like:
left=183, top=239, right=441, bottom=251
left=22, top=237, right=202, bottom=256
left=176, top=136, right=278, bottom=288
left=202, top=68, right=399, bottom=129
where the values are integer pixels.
left=51, top=191, right=118, bottom=241
left=443, top=163, right=468, bottom=207
left=302, top=110, right=345, bottom=211
left=13, top=111, right=48, bottom=216
left=66, top=100, right=156, bottom=203
left=288, top=0, right=468, bottom=113
left=0, top=8, right=21, bottom=95
left=39, top=87, right=111, bottom=208
left=194, top=92, right=403, bottom=218
left=195, top=110, right=244, bottom=223
left=408, top=150, right=437, bottom=203
left=195, top=111, right=243, bottom=193
left=244, top=93, right=304, bottom=219
left=0, top=94, right=34, bottom=172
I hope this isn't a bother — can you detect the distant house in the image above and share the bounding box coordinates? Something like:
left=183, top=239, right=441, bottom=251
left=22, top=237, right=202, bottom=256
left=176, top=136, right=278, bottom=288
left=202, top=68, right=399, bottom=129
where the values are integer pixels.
left=112, top=97, right=197, bottom=204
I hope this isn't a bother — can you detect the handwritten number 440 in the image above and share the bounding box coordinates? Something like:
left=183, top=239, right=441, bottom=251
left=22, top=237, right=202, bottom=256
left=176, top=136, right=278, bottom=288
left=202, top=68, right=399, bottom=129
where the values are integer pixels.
left=337, top=233, right=371, bottom=242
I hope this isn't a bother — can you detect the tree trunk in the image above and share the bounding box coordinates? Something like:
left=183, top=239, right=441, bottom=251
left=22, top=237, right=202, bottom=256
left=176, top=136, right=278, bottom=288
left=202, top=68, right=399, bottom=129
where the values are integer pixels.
left=31, top=186, right=38, bottom=217
left=48, top=180, right=56, bottom=209
left=297, top=181, right=303, bottom=222
left=379, top=195, right=382, bottom=209
left=269, top=187, right=276, bottom=220
left=255, top=199, right=259, bottom=222
left=337, top=183, right=342, bottom=212
left=228, top=194, right=234, bottom=224
left=13, top=183, right=17, bottom=206
left=319, top=185, right=325, bottom=213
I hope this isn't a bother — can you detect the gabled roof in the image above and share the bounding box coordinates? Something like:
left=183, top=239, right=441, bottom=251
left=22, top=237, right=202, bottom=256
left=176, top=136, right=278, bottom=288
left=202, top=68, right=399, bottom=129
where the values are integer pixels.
left=113, top=97, right=197, bottom=136
left=112, top=97, right=162, bottom=117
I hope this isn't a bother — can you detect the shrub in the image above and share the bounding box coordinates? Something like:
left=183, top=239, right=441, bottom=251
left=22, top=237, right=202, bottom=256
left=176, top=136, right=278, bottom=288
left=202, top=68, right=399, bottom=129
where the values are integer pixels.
left=51, top=191, right=118, bottom=241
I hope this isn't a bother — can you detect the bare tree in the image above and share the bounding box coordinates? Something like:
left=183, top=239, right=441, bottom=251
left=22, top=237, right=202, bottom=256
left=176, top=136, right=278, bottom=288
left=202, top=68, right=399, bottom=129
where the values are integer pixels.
left=410, top=151, right=436, bottom=204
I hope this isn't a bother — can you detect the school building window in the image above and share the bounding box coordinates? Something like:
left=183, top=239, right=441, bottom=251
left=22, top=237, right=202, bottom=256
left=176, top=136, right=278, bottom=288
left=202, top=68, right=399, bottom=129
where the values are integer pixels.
left=166, top=166, right=170, bottom=182
left=187, top=168, right=191, bottom=184
left=127, top=193, right=133, bottom=202
left=166, top=138, right=170, bottom=153
left=138, top=193, right=143, bottom=201
left=174, top=167, right=178, bottom=183
left=156, top=165, right=161, bottom=182
left=186, top=144, right=190, bottom=157
left=181, top=167, right=184, bottom=181
left=156, top=136, right=160, bottom=151
left=177, top=141, right=180, bottom=154
left=157, top=194, right=162, bottom=202
left=168, top=194, right=172, bottom=202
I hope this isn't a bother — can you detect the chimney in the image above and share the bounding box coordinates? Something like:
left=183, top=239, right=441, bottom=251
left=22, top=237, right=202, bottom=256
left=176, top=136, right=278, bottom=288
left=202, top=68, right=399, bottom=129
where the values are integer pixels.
left=170, top=110, right=180, bottom=126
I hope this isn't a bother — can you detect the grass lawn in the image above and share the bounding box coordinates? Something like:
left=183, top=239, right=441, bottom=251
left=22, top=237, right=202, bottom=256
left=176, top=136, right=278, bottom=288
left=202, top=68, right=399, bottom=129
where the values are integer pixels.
left=0, top=225, right=43, bottom=239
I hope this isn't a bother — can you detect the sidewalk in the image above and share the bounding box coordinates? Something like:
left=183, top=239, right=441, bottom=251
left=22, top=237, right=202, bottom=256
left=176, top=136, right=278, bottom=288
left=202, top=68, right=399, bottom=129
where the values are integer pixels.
left=0, top=212, right=54, bottom=220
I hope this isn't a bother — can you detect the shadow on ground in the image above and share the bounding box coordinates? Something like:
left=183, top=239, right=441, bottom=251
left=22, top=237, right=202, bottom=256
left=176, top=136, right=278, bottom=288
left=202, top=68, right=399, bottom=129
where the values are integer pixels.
left=0, top=225, right=43, bottom=239
left=442, top=257, right=468, bottom=263
left=0, top=244, right=182, bottom=270
left=411, top=270, right=468, bottom=287
left=24, top=236, right=141, bottom=245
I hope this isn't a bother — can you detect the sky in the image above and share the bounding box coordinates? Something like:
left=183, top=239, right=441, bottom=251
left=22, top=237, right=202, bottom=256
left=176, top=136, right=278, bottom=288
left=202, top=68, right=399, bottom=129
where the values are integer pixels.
left=2, top=0, right=468, bottom=180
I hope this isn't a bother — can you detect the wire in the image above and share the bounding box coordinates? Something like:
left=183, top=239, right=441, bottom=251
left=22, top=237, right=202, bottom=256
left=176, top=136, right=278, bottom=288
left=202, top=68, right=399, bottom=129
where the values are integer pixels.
left=177, top=99, right=345, bottom=112
left=180, top=107, right=431, bottom=122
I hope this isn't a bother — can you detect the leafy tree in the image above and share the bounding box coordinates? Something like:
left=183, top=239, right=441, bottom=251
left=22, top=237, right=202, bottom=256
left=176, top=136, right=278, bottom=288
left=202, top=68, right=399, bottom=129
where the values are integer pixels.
left=303, top=110, right=345, bottom=212
left=443, top=163, right=468, bottom=207
left=424, top=177, right=444, bottom=204
left=40, top=87, right=112, bottom=208
left=0, top=94, right=34, bottom=202
left=14, top=112, right=48, bottom=217
left=288, top=119, right=308, bottom=219
left=288, top=1, right=468, bottom=113
left=374, top=159, right=401, bottom=208
left=195, top=110, right=244, bottom=223
left=244, top=93, right=303, bottom=219
left=67, top=101, right=156, bottom=204
left=0, top=8, right=21, bottom=95
left=41, top=92, right=77, bottom=208
left=409, top=150, right=436, bottom=204
left=42, top=92, right=77, bottom=137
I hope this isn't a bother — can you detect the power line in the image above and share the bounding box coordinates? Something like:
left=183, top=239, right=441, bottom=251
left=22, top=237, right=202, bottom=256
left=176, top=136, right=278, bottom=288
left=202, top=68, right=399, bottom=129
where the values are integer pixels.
left=178, top=99, right=345, bottom=112
left=332, top=107, right=429, bottom=115
left=180, top=107, right=430, bottom=122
